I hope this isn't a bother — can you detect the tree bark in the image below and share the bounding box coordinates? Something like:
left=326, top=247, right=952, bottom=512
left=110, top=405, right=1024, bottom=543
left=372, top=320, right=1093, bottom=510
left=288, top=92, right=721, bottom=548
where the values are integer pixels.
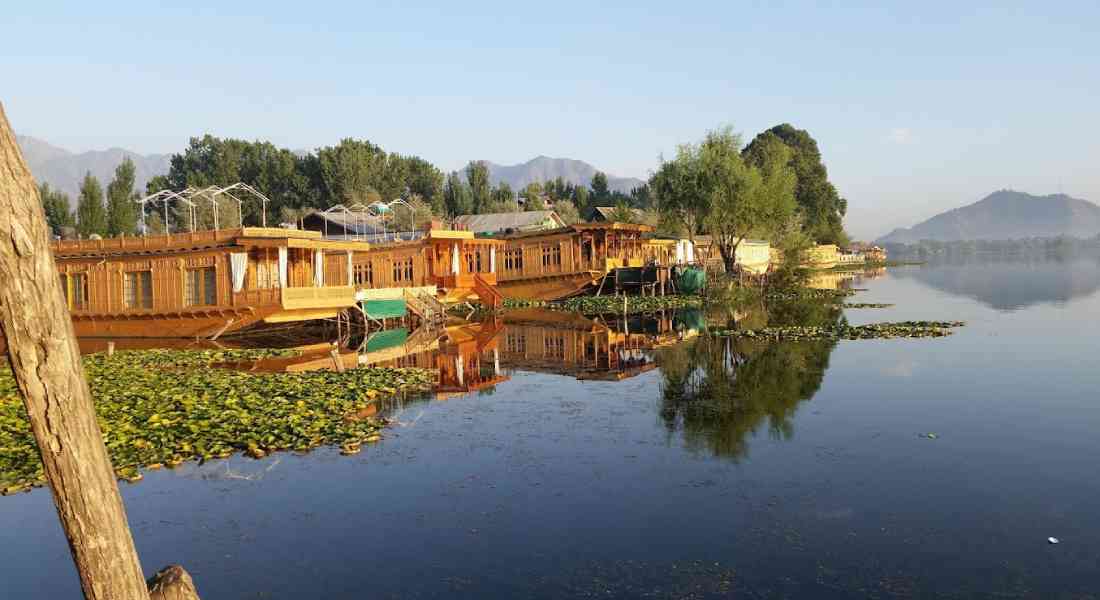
left=0, top=103, right=152, bottom=598
left=147, top=566, right=200, bottom=600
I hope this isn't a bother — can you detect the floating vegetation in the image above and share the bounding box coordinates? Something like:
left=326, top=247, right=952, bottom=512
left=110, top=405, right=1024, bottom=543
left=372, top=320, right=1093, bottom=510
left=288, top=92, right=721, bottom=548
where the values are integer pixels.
left=764, top=288, right=855, bottom=302
left=0, top=349, right=435, bottom=495
left=502, top=298, right=548, bottom=309
left=552, top=295, right=703, bottom=315
left=503, top=295, right=702, bottom=315
left=710, top=321, right=965, bottom=341
left=842, top=302, right=894, bottom=309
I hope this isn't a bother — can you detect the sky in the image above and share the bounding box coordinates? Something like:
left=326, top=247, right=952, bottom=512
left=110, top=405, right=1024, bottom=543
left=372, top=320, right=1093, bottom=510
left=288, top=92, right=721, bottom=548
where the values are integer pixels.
left=3, top=1, right=1098, bottom=239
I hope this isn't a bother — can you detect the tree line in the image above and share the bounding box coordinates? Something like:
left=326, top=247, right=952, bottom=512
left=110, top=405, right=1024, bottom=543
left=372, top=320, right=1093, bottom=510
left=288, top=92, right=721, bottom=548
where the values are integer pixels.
left=40, top=124, right=848, bottom=247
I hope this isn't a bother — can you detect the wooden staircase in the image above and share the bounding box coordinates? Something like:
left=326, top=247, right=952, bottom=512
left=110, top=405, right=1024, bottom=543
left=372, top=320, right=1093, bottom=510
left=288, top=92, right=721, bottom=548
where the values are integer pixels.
left=472, top=273, right=504, bottom=310
left=403, top=289, right=447, bottom=327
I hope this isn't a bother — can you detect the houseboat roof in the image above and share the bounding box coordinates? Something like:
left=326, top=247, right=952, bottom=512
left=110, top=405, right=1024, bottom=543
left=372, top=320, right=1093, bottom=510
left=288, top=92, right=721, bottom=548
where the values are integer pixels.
left=50, top=227, right=372, bottom=258
left=572, top=222, right=654, bottom=233
left=453, top=210, right=564, bottom=235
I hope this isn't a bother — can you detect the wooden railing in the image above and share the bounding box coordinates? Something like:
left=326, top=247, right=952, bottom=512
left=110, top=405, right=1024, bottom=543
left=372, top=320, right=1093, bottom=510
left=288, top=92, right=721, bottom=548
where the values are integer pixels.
left=281, top=286, right=357, bottom=309
left=232, top=288, right=282, bottom=307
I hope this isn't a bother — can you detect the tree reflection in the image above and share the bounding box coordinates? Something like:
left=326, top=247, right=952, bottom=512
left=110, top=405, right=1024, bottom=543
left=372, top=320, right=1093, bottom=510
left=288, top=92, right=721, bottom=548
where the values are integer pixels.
left=656, top=297, right=839, bottom=460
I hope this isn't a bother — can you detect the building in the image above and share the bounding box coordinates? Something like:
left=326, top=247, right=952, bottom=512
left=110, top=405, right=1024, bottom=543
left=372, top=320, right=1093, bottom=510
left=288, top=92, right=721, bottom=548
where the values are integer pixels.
left=589, top=206, right=648, bottom=224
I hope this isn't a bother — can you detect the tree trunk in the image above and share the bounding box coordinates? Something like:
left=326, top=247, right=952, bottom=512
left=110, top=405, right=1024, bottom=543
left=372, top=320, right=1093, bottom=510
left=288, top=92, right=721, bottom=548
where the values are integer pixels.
left=147, top=566, right=200, bottom=600
left=0, top=103, right=158, bottom=599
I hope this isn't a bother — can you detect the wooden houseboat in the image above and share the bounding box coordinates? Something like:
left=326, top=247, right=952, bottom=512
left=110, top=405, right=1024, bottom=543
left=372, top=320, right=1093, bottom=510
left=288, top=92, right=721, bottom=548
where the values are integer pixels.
left=492, top=222, right=657, bottom=300
left=52, top=227, right=504, bottom=339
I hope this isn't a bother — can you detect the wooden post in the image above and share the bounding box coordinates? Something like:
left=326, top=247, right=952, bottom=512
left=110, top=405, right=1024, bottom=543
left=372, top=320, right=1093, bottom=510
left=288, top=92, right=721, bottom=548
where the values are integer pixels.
left=107, top=341, right=115, bottom=357
left=0, top=104, right=198, bottom=599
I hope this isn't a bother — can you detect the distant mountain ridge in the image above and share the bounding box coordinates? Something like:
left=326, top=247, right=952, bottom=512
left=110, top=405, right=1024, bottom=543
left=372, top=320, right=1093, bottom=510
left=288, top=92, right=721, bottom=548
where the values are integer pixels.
left=482, top=156, right=645, bottom=193
left=16, top=135, right=171, bottom=206
left=876, top=190, right=1100, bottom=243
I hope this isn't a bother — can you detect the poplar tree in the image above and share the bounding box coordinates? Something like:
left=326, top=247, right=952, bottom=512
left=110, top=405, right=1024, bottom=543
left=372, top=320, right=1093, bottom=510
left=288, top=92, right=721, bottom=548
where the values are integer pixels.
left=75, top=171, right=107, bottom=236
left=106, top=158, right=138, bottom=236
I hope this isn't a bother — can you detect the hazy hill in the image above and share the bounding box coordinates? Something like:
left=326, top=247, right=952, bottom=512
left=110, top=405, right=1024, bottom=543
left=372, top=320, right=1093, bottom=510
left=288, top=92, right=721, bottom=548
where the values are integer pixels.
left=16, top=135, right=171, bottom=205
left=482, top=156, right=645, bottom=193
left=877, top=190, right=1100, bottom=243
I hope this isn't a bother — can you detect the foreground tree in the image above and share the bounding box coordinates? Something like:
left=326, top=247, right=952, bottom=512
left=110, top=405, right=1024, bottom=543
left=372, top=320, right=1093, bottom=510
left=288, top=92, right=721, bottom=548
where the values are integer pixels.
left=76, top=172, right=107, bottom=237
left=0, top=104, right=200, bottom=599
left=106, top=158, right=138, bottom=236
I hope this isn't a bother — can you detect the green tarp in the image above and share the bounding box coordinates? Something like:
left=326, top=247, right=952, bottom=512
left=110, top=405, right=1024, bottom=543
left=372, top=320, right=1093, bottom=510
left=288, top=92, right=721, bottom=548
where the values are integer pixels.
left=675, top=266, right=706, bottom=295
left=362, top=298, right=407, bottom=320
left=365, top=328, right=408, bottom=352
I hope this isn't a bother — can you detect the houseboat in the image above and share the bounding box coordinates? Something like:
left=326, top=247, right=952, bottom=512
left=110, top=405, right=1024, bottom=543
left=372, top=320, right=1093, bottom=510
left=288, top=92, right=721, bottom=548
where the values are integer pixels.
left=52, top=226, right=504, bottom=339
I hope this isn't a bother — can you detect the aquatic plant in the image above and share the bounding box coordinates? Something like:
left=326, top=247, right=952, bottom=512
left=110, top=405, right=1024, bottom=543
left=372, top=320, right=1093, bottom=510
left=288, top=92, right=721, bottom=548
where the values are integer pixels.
left=764, top=288, right=855, bottom=302
left=552, top=295, right=703, bottom=315
left=842, top=302, right=895, bottom=309
left=710, top=320, right=965, bottom=341
left=0, top=349, right=435, bottom=495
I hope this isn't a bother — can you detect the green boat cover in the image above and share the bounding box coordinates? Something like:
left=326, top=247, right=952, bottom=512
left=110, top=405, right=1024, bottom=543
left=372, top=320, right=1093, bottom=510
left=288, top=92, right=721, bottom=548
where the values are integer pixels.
left=675, top=266, right=706, bottom=295
left=362, top=298, right=407, bottom=320
left=365, top=328, right=408, bottom=352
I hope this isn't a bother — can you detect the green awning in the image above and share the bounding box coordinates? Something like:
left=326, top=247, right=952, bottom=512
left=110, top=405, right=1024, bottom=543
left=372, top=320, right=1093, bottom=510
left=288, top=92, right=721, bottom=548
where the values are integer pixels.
left=362, top=298, right=407, bottom=320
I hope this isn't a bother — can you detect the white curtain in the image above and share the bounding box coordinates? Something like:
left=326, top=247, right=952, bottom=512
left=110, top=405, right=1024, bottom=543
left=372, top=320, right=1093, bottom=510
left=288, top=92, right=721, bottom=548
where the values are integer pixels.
left=493, top=348, right=500, bottom=376
left=277, top=247, right=288, bottom=288
left=686, top=240, right=695, bottom=264
left=346, top=251, right=354, bottom=286
left=229, top=252, right=248, bottom=293
left=489, top=246, right=496, bottom=273
left=451, top=243, right=460, bottom=275
left=314, top=249, right=324, bottom=287
left=675, top=240, right=685, bottom=264
left=455, top=355, right=464, bottom=386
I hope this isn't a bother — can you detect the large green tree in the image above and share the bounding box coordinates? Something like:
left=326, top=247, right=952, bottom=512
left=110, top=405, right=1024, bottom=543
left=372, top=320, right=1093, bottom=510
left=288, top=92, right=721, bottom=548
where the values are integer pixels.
left=444, top=171, right=473, bottom=216
left=465, top=161, right=491, bottom=214
left=743, top=124, right=848, bottom=245
left=38, top=182, right=73, bottom=236
left=75, top=172, right=107, bottom=236
left=701, top=127, right=796, bottom=272
left=105, top=158, right=138, bottom=236
left=653, top=126, right=796, bottom=272
left=650, top=143, right=708, bottom=242
left=590, top=171, right=610, bottom=206
left=521, top=182, right=545, bottom=211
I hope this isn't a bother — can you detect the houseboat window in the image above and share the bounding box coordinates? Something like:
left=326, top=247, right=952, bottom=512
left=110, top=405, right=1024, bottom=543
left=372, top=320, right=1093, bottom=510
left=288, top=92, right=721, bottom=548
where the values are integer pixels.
left=506, top=332, right=526, bottom=354
left=185, top=267, right=217, bottom=307
left=354, top=260, right=373, bottom=286
left=541, top=245, right=551, bottom=267
left=552, top=245, right=562, bottom=267
left=392, top=257, right=414, bottom=283
left=60, top=273, right=88, bottom=310
left=123, top=271, right=153, bottom=310
left=254, top=257, right=280, bottom=289
left=544, top=334, right=565, bottom=360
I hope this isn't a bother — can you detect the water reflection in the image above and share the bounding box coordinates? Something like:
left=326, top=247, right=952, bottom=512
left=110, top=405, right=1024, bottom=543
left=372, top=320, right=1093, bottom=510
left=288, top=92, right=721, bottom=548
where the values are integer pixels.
left=890, top=255, right=1100, bottom=310
left=656, top=294, right=842, bottom=461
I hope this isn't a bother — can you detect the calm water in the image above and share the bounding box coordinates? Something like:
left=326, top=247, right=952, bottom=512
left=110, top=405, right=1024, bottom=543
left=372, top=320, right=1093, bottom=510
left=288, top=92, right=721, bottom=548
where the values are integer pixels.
left=3, top=256, right=1100, bottom=599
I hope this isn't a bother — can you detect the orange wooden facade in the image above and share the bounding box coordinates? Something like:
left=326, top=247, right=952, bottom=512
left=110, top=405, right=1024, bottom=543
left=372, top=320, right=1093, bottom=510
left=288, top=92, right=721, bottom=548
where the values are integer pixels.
left=51, top=228, right=506, bottom=338
left=494, top=222, right=655, bottom=300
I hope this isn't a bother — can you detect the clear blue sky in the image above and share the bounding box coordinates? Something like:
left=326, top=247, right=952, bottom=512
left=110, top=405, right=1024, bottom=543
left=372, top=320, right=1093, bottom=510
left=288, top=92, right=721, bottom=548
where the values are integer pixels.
left=3, top=1, right=1098, bottom=239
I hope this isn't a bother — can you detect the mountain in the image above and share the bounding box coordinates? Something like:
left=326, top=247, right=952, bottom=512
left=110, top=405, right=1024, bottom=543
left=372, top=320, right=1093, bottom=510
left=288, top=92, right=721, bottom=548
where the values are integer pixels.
left=876, top=190, right=1100, bottom=243
left=481, top=156, right=645, bottom=193
left=15, top=135, right=171, bottom=206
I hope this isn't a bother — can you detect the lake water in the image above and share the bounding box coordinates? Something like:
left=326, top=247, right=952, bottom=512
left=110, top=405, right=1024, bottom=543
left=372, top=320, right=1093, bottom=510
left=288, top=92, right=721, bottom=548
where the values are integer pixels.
left=3, top=256, right=1100, bottom=598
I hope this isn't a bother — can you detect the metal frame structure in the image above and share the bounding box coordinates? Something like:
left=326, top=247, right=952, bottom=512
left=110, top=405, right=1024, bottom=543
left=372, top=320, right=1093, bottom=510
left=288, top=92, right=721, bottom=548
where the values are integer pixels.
left=135, top=183, right=275, bottom=235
